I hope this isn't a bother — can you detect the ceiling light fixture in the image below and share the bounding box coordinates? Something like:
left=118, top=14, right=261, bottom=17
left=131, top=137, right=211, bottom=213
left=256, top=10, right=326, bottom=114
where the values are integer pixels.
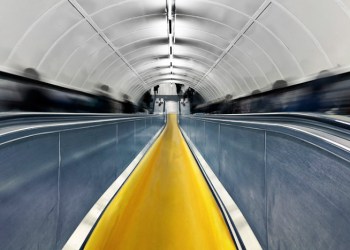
left=167, top=0, right=174, bottom=20
left=166, top=0, right=175, bottom=75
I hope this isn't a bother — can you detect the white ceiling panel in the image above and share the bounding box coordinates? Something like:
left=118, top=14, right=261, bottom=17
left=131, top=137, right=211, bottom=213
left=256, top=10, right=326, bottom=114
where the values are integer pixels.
left=0, top=0, right=349, bottom=102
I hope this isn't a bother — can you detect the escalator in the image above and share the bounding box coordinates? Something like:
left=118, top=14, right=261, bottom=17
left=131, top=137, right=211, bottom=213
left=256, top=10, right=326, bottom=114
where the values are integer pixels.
left=1, top=112, right=349, bottom=249
left=84, top=114, right=237, bottom=249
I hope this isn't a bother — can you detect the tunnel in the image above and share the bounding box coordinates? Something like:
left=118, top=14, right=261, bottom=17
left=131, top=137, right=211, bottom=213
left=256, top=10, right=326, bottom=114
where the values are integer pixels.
left=0, top=0, right=350, bottom=249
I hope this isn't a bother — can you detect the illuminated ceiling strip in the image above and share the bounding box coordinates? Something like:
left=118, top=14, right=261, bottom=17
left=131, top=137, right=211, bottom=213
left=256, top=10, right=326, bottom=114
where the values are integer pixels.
left=167, top=0, right=175, bottom=76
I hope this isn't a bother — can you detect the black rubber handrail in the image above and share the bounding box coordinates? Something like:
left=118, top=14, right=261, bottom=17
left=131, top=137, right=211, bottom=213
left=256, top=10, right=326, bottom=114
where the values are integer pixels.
left=188, top=113, right=350, bottom=141
left=0, top=113, right=156, bottom=130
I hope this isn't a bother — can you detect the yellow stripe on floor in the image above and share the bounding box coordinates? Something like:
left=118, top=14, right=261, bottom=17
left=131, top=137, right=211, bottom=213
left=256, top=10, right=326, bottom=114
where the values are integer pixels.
left=85, top=114, right=236, bottom=250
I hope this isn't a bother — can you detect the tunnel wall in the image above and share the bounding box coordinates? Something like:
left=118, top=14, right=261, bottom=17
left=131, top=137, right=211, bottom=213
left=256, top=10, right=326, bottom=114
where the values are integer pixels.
left=0, top=116, right=164, bottom=249
left=180, top=116, right=350, bottom=250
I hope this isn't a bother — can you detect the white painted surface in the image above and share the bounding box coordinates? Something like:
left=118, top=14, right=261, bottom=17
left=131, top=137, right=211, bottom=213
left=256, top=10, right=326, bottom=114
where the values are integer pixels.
left=158, top=83, right=177, bottom=95
left=165, top=101, right=178, bottom=114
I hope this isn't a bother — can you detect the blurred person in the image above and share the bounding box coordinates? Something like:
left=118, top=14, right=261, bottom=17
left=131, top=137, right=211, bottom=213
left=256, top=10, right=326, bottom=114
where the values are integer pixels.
left=184, top=87, right=194, bottom=111
left=175, top=83, right=183, bottom=96
left=22, top=85, right=50, bottom=112
left=220, top=94, right=233, bottom=114
left=292, top=71, right=331, bottom=112
left=45, top=89, right=74, bottom=112
left=0, top=80, right=22, bottom=111
left=293, top=84, right=321, bottom=112
left=249, top=90, right=263, bottom=113
left=180, top=98, right=186, bottom=107
left=154, top=85, right=159, bottom=95
left=329, top=77, right=350, bottom=115
left=94, top=84, right=114, bottom=113
left=137, top=91, right=152, bottom=113
left=272, top=80, right=288, bottom=90
left=139, top=90, right=152, bottom=111
left=231, top=101, right=241, bottom=114
left=122, top=94, right=134, bottom=113
left=189, top=89, right=205, bottom=113
left=271, top=80, right=288, bottom=112
left=159, top=98, right=164, bottom=107
left=23, top=68, right=40, bottom=81
left=21, top=68, right=51, bottom=112
left=315, top=71, right=342, bottom=114
left=240, top=99, right=251, bottom=113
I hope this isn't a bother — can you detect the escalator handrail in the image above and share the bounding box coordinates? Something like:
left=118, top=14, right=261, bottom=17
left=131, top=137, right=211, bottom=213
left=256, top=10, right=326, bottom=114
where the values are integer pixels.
left=0, top=113, right=164, bottom=145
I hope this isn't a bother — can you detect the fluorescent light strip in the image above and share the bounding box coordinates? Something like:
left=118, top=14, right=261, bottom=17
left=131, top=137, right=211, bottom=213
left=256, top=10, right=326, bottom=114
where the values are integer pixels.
left=167, top=0, right=175, bottom=79
left=168, top=20, right=172, bottom=34
left=167, top=0, right=174, bottom=19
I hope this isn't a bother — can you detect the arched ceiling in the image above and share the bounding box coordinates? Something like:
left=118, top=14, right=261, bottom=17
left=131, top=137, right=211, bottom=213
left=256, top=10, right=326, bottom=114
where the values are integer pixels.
left=1, top=0, right=350, bottom=102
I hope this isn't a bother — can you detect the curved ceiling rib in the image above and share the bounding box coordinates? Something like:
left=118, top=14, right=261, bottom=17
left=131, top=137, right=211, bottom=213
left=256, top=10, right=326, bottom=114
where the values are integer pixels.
left=54, top=33, right=100, bottom=80
left=144, top=74, right=203, bottom=86
left=67, top=0, right=146, bottom=86
left=271, top=0, right=333, bottom=67
left=1, top=0, right=350, bottom=102
left=36, top=19, right=85, bottom=69
left=5, top=0, right=66, bottom=63
left=141, top=67, right=205, bottom=80
left=195, top=1, right=273, bottom=87
left=88, top=0, right=142, bottom=16
left=81, top=53, right=121, bottom=88
left=103, top=14, right=164, bottom=31
left=135, top=58, right=211, bottom=76
left=68, top=43, right=108, bottom=85
left=175, top=12, right=275, bottom=88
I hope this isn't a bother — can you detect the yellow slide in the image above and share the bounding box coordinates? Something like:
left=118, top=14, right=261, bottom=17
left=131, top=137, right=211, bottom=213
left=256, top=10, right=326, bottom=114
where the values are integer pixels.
left=85, top=114, right=236, bottom=250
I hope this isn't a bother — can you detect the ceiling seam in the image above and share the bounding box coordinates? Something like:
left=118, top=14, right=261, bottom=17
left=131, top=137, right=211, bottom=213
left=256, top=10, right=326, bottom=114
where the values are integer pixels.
left=225, top=52, right=261, bottom=89
left=175, top=16, right=276, bottom=87
left=271, top=0, right=333, bottom=67
left=214, top=64, right=245, bottom=94
left=137, top=57, right=212, bottom=71
left=55, top=33, right=99, bottom=80
left=67, top=0, right=147, bottom=89
left=142, top=68, right=204, bottom=79
left=68, top=43, right=107, bottom=85
left=177, top=14, right=241, bottom=32
left=144, top=74, right=203, bottom=83
left=175, top=13, right=272, bottom=86
left=335, top=0, right=350, bottom=19
left=5, top=0, right=66, bottom=64
left=123, top=40, right=218, bottom=62
left=135, top=54, right=213, bottom=68
left=195, top=0, right=273, bottom=87
left=102, top=14, right=163, bottom=31
left=232, top=44, right=270, bottom=85
left=107, top=67, right=135, bottom=90
left=36, top=19, right=85, bottom=70
left=81, top=51, right=117, bottom=87
left=219, top=58, right=253, bottom=92
left=100, top=61, right=129, bottom=85
left=254, top=21, right=306, bottom=76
